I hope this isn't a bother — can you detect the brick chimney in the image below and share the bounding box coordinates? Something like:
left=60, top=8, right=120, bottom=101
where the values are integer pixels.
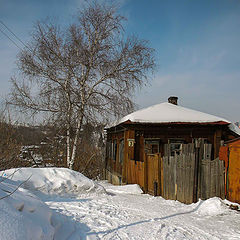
left=168, top=96, right=178, bottom=105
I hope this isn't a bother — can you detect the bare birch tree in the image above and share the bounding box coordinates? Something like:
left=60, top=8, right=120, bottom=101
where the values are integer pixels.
left=9, top=2, right=155, bottom=169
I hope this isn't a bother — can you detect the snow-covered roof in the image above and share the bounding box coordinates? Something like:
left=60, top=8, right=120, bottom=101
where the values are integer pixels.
left=118, top=102, right=230, bottom=125
left=111, top=102, right=239, bottom=136
left=228, top=123, right=240, bottom=136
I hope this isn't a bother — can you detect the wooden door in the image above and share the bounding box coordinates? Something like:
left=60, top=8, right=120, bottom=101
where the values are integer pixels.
left=146, top=154, right=161, bottom=196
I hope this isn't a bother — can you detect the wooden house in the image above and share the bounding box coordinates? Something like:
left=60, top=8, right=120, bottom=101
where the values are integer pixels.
left=219, top=137, right=240, bottom=204
left=105, top=97, right=240, bottom=202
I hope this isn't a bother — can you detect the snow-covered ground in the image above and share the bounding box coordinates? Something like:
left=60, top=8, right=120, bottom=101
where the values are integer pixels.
left=1, top=168, right=240, bottom=240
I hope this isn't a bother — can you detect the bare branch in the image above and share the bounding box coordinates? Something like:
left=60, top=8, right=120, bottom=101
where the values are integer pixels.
left=0, top=174, right=32, bottom=200
left=8, top=2, right=155, bottom=169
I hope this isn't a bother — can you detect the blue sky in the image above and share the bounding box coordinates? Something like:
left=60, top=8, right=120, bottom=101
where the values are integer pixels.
left=0, top=0, right=239, bottom=122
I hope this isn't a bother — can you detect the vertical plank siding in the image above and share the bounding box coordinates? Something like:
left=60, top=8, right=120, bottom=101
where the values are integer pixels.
left=198, top=158, right=225, bottom=200
left=227, top=145, right=240, bottom=203
left=127, top=160, right=145, bottom=189
left=162, top=143, right=225, bottom=203
left=127, top=154, right=161, bottom=195
left=220, top=141, right=240, bottom=204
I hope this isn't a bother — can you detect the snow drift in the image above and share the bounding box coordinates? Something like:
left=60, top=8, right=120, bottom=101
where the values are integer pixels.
left=196, top=197, right=230, bottom=216
left=100, top=181, right=144, bottom=194
left=2, top=167, right=106, bottom=197
left=0, top=178, right=54, bottom=240
left=0, top=167, right=106, bottom=240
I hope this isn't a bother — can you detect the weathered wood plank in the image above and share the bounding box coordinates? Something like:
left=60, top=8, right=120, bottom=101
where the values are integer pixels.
left=162, top=143, right=224, bottom=203
left=189, top=153, right=195, bottom=203
left=215, top=158, right=220, bottom=197
left=176, top=154, right=181, bottom=202
left=219, top=160, right=225, bottom=199
left=173, top=155, right=177, bottom=200
left=183, top=154, right=187, bottom=203
left=160, top=156, right=164, bottom=196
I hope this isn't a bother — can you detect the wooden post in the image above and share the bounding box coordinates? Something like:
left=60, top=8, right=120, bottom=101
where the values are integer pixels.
left=193, top=139, right=200, bottom=203
left=122, top=130, right=128, bottom=184
left=144, top=153, right=148, bottom=193
left=158, top=153, right=161, bottom=196
left=214, top=129, right=222, bottom=159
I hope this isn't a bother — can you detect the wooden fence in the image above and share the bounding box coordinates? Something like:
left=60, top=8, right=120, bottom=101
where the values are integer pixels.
left=162, top=143, right=225, bottom=203
left=162, top=153, right=195, bottom=203
left=127, top=159, right=145, bottom=188
left=198, top=158, right=225, bottom=200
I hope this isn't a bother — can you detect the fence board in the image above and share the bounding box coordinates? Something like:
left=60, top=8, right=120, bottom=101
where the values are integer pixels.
left=162, top=143, right=224, bottom=203
left=216, top=159, right=220, bottom=196
left=176, top=155, right=182, bottom=202
left=146, top=154, right=160, bottom=195
left=181, top=154, right=185, bottom=202
left=127, top=160, right=145, bottom=189
left=219, top=160, right=225, bottom=199
left=189, top=153, right=195, bottom=203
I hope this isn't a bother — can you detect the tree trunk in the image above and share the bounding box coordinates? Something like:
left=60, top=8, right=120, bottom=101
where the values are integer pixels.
left=69, top=114, right=84, bottom=170
left=66, top=126, right=71, bottom=168
left=66, top=92, right=72, bottom=168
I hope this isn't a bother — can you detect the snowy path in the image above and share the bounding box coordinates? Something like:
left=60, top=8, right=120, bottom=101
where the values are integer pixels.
left=44, top=182, right=240, bottom=240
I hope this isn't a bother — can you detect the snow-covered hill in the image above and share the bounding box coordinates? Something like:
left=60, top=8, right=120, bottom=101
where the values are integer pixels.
left=0, top=178, right=54, bottom=240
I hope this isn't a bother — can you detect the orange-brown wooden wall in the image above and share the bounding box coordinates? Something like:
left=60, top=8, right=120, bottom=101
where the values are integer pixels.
left=220, top=139, right=240, bottom=204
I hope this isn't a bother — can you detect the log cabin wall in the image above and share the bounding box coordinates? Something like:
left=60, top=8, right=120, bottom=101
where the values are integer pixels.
left=219, top=138, right=240, bottom=204
left=106, top=123, right=235, bottom=186
left=105, top=130, right=125, bottom=185
left=122, top=129, right=135, bottom=183
left=125, top=124, right=231, bottom=159
left=124, top=129, right=146, bottom=187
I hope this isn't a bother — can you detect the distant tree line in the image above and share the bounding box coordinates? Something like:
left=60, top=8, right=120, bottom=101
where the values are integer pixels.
left=0, top=110, right=105, bottom=179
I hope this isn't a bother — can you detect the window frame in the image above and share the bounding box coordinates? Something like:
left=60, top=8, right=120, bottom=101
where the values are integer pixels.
left=169, top=139, right=185, bottom=156
left=119, top=138, right=124, bottom=165
left=144, top=138, right=161, bottom=154
left=112, top=139, right=117, bottom=161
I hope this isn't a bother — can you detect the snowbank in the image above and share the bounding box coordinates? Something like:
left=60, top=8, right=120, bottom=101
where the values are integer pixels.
left=0, top=168, right=107, bottom=240
left=0, top=178, right=54, bottom=240
left=2, top=167, right=106, bottom=197
left=195, top=197, right=229, bottom=216
left=100, top=181, right=143, bottom=194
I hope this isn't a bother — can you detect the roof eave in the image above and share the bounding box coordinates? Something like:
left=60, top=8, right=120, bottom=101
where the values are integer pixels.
left=107, top=120, right=230, bottom=130
left=122, top=120, right=229, bottom=125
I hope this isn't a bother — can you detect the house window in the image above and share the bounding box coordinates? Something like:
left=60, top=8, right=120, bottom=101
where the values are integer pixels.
left=119, top=139, right=124, bottom=164
left=169, top=139, right=184, bottom=156
left=112, top=139, right=117, bottom=161
left=134, top=135, right=140, bottom=161
left=106, top=141, right=112, bottom=159
left=145, top=140, right=160, bottom=154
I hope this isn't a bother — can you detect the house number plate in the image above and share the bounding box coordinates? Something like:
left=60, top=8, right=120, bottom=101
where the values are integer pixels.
left=127, top=139, right=135, bottom=147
